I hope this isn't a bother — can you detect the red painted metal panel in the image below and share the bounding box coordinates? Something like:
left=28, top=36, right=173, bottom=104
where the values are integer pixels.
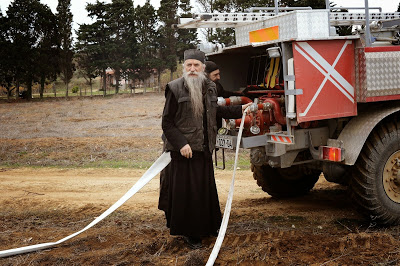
left=365, top=46, right=400, bottom=53
left=293, top=40, right=357, bottom=122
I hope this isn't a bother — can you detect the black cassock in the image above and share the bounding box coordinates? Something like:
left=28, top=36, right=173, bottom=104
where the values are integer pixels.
left=159, top=89, right=241, bottom=237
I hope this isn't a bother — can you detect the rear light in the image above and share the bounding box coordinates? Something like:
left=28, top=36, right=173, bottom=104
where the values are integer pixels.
left=320, top=146, right=344, bottom=162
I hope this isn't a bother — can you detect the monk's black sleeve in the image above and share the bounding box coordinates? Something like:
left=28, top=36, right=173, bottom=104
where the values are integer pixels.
left=162, top=88, right=188, bottom=151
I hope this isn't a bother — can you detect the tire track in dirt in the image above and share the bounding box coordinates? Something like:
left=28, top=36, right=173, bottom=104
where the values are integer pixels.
left=197, top=229, right=400, bottom=264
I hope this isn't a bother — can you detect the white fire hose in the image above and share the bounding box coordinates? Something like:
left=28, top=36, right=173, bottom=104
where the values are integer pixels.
left=206, top=106, right=248, bottom=265
left=0, top=153, right=171, bottom=258
left=0, top=107, right=250, bottom=264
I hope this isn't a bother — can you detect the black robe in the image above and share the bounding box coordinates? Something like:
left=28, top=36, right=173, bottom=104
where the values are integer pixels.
left=159, top=88, right=241, bottom=237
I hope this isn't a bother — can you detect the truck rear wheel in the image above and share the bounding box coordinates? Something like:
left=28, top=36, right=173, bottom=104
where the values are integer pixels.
left=252, top=164, right=320, bottom=197
left=350, top=120, right=400, bottom=225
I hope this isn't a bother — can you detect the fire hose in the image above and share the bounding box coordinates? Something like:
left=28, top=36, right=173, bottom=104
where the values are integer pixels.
left=206, top=106, right=249, bottom=265
left=0, top=152, right=171, bottom=258
left=0, top=107, right=250, bottom=263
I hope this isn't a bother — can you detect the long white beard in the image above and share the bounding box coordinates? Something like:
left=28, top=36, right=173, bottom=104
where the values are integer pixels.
left=183, top=70, right=207, bottom=119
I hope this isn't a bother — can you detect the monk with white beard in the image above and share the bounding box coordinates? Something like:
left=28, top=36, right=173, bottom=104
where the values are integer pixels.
left=160, top=49, right=250, bottom=249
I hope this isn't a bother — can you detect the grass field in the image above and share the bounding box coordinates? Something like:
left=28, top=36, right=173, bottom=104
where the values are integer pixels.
left=0, top=91, right=250, bottom=170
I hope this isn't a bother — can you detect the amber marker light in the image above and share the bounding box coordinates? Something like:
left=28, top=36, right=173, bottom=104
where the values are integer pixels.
left=321, top=146, right=342, bottom=162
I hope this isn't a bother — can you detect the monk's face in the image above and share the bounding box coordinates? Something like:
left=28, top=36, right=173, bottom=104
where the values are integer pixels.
left=208, top=69, right=220, bottom=82
left=183, top=59, right=206, bottom=119
left=184, top=59, right=205, bottom=77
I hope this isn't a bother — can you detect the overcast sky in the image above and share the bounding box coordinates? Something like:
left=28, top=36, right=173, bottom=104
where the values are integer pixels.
left=0, top=0, right=398, bottom=34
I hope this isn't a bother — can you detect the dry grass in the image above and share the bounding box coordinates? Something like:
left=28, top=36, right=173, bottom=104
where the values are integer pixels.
left=0, top=93, right=251, bottom=169
left=0, top=93, right=164, bottom=167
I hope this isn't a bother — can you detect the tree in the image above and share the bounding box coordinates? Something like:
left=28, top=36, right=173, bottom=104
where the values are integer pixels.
left=158, top=0, right=178, bottom=81
left=208, top=28, right=236, bottom=46
left=75, top=51, right=97, bottom=97
left=107, top=0, right=135, bottom=94
left=77, top=0, right=137, bottom=95
left=57, top=0, right=75, bottom=97
left=6, top=0, right=53, bottom=99
left=0, top=8, right=14, bottom=100
left=85, top=0, right=112, bottom=96
left=134, top=1, right=159, bottom=84
left=397, top=2, right=400, bottom=12
left=75, top=24, right=98, bottom=97
left=176, top=0, right=198, bottom=61
left=37, top=4, right=60, bottom=99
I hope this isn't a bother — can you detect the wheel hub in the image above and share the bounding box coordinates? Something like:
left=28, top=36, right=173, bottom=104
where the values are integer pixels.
left=383, top=151, right=400, bottom=203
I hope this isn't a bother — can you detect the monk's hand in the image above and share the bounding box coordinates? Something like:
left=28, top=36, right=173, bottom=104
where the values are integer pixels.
left=180, top=144, right=193, bottom=159
left=242, top=103, right=252, bottom=114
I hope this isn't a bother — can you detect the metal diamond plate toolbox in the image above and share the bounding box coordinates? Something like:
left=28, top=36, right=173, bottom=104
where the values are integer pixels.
left=355, top=46, right=367, bottom=102
left=296, top=11, right=329, bottom=38
left=235, top=10, right=329, bottom=46
left=365, top=51, right=400, bottom=98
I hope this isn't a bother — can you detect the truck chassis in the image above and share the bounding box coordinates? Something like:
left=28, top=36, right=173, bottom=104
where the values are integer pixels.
left=178, top=2, right=400, bottom=225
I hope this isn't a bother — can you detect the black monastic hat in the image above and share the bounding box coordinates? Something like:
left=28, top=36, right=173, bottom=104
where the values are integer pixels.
left=184, top=49, right=205, bottom=63
left=205, top=61, right=219, bottom=73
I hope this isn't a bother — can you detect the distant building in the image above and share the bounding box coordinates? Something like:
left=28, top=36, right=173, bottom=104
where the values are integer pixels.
left=105, top=68, right=158, bottom=91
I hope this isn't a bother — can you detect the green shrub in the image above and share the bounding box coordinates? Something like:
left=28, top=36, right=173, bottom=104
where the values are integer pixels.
left=72, top=86, right=79, bottom=93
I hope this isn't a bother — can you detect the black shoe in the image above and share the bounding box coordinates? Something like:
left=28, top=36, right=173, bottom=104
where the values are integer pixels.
left=183, top=236, right=202, bottom=249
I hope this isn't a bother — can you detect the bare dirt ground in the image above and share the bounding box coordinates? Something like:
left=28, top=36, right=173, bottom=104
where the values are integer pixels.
left=1, top=93, right=400, bottom=265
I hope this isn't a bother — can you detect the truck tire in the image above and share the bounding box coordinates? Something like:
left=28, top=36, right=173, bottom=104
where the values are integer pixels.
left=350, top=119, right=400, bottom=225
left=252, top=164, right=320, bottom=198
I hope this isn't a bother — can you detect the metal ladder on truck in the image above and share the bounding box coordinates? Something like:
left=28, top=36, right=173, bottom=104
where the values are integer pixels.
left=178, top=4, right=400, bottom=45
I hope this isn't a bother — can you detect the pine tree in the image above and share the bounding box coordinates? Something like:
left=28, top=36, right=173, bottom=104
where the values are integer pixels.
left=158, top=0, right=178, bottom=81
left=75, top=24, right=99, bottom=97
left=37, top=4, right=60, bottom=99
left=0, top=8, right=14, bottom=100
left=134, top=0, right=159, bottom=85
left=176, top=0, right=198, bottom=61
left=108, top=0, right=135, bottom=94
left=57, top=0, right=74, bottom=97
left=85, top=0, right=112, bottom=96
left=6, top=0, right=51, bottom=99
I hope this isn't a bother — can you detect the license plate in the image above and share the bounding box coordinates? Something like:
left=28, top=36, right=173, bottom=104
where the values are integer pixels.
left=216, top=135, right=234, bottom=149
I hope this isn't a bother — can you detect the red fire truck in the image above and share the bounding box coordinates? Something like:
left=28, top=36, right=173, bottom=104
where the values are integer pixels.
left=178, top=1, right=400, bottom=225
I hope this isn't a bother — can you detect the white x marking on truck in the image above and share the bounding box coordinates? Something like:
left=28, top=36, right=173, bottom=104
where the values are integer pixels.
left=295, top=40, right=354, bottom=117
